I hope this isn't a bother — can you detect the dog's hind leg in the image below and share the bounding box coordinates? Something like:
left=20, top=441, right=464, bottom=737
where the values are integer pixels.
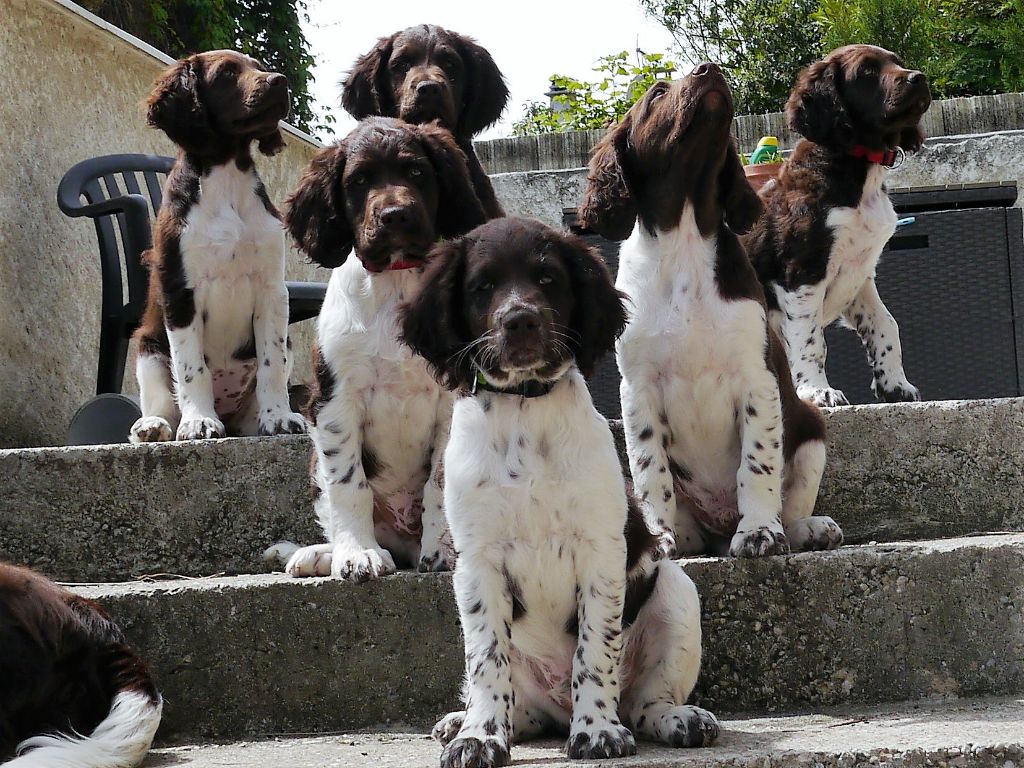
left=782, top=438, right=842, bottom=551
left=619, top=560, right=719, bottom=748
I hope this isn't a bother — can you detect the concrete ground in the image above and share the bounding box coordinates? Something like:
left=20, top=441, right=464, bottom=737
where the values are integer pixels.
left=148, top=696, right=1024, bottom=767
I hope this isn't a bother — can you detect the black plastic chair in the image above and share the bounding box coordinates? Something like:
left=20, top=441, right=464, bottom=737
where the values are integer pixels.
left=57, top=153, right=327, bottom=397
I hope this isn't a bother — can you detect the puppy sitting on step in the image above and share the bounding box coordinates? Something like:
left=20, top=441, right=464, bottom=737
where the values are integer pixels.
left=0, top=562, right=162, bottom=767
left=580, top=64, right=841, bottom=558
left=402, top=217, right=719, bottom=766
left=276, top=117, right=489, bottom=581
left=130, top=51, right=305, bottom=442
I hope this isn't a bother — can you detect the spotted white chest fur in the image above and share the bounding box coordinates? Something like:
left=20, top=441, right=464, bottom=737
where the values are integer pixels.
left=445, top=372, right=628, bottom=713
left=318, top=261, right=448, bottom=498
left=178, top=163, right=285, bottom=415
left=819, top=165, right=896, bottom=322
left=616, top=208, right=769, bottom=532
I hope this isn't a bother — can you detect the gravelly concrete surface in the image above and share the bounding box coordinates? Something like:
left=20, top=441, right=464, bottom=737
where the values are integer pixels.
left=69, top=535, right=1024, bottom=742
left=146, top=696, right=1024, bottom=767
left=4, top=399, right=1024, bottom=582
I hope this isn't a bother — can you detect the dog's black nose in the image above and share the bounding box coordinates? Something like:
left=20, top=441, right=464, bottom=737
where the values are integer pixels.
left=267, top=73, right=289, bottom=89
left=907, top=70, right=926, bottom=85
left=691, top=62, right=720, bottom=78
left=416, top=80, right=443, bottom=98
left=379, top=206, right=411, bottom=226
left=502, top=309, right=542, bottom=336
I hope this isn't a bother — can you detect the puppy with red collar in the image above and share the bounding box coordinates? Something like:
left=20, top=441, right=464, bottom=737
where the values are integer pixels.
left=744, top=45, right=932, bottom=407
left=276, top=118, right=489, bottom=581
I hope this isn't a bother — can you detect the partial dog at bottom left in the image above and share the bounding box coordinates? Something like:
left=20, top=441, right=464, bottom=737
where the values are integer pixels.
left=0, top=562, right=162, bottom=768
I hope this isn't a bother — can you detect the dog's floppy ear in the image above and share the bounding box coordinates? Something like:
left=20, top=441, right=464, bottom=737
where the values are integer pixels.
left=146, top=56, right=214, bottom=152
left=719, top=143, right=763, bottom=234
left=558, top=233, right=628, bottom=378
left=257, top=127, right=286, bottom=156
left=418, top=122, right=489, bottom=238
left=786, top=59, right=855, bottom=149
left=579, top=118, right=637, bottom=241
left=453, top=32, right=509, bottom=137
left=284, top=142, right=354, bottom=268
left=400, top=237, right=475, bottom=390
left=342, top=35, right=396, bottom=119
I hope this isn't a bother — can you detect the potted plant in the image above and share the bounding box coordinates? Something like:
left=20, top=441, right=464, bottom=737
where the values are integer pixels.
left=743, top=136, right=783, bottom=192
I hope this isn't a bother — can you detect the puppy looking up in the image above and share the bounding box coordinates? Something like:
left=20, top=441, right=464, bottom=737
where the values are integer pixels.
left=0, top=562, right=162, bottom=767
left=131, top=51, right=305, bottom=442
left=744, top=45, right=932, bottom=407
left=580, top=64, right=841, bottom=558
left=402, top=217, right=719, bottom=766
left=278, top=118, right=488, bottom=581
left=342, top=24, right=508, bottom=218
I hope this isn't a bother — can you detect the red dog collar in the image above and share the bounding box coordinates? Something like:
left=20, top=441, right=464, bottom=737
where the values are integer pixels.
left=387, top=259, right=423, bottom=271
left=849, top=145, right=903, bottom=168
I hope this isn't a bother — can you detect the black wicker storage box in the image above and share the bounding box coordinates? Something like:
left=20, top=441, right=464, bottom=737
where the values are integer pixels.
left=566, top=181, right=1024, bottom=417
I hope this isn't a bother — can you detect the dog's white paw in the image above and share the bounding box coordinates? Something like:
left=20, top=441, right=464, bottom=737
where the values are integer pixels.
left=730, top=521, right=790, bottom=558
left=786, top=515, right=844, bottom=552
left=873, top=376, right=921, bottom=404
left=800, top=386, right=849, bottom=408
left=418, top=528, right=456, bottom=573
left=331, top=545, right=396, bottom=582
left=432, top=711, right=465, bottom=746
left=130, top=416, right=173, bottom=443
left=440, top=736, right=510, bottom=768
left=176, top=415, right=226, bottom=441
left=284, top=544, right=333, bottom=577
left=566, top=719, right=636, bottom=760
left=656, top=705, right=720, bottom=748
left=258, top=407, right=307, bottom=436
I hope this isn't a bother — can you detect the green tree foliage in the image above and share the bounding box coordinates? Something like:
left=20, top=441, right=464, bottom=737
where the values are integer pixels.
left=642, top=0, right=1024, bottom=116
left=512, top=51, right=677, bottom=136
left=639, top=0, right=822, bottom=114
left=81, top=0, right=330, bottom=134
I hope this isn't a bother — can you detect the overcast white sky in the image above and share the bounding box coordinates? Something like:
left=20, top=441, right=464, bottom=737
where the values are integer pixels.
left=301, top=0, right=678, bottom=141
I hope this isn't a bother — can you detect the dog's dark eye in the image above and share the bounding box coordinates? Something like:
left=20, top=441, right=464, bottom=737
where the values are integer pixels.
left=408, top=167, right=422, bottom=177
left=220, top=65, right=239, bottom=80
left=390, top=58, right=410, bottom=74
left=473, top=279, right=494, bottom=292
left=650, top=83, right=669, bottom=101
left=349, top=173, right=367, bottom=186
left=538, top=274, right=554, bottom=286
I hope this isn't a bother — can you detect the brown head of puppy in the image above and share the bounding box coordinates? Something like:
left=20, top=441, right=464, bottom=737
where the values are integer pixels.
left=146, top=50, right=290, bottom=159
left=787, top=44, right=932, bottom=153
left=579, top=62, right=762, bottom=242
left=285, top=117, right=487, bottom=272
left=342, top=24, right=508, bottom=141
left=401, top=217, right=627, bottom=391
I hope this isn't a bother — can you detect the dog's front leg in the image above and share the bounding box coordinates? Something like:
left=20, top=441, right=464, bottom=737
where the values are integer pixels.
left=418, top=394, right=454, bottom=573
left=773, top=283, right=849, bottom=407
left=566, top=545, right=636, bottom=760
left=167, top=312, right=224, bottom=440
left=620, top=378, right=685, bottom=556
left=732, top=372, right=789, bottom=557
left=441, top=556, right=514, bottom=768
left=287, top=389, right=394, bottom=581
left=843, top=278, right=920, bottom=403
left=253, top=282, right=306, bottom=435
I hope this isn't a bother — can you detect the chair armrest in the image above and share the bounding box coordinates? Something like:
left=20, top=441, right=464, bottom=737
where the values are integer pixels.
left=286, top=281, right=328, bottom=324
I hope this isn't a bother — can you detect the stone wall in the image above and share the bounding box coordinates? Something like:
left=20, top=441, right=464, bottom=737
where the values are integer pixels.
left=0, top=0, right=326, bottom=448
left=476, top=93, right=1024, bottom=174
left=491, top=130, right=1024, bottom=229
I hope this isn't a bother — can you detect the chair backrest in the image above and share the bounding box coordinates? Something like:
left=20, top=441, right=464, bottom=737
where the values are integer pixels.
left=57, top=154, right=174, bottom=328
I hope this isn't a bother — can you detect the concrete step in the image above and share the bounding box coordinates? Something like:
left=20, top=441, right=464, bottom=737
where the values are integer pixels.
left=73, top=534, right=1024, bottom=743
left=4, top=399, right=1024, bottom=582
left=147, top=696, right=1024, bottom=767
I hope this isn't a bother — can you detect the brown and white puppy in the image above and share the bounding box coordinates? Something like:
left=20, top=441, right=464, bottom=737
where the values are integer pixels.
left=744, top=45, right=932, bottom=407
left=580, top=63, right=841, bottom=558
left=130, top=50, right=305, bottom=443
left=401, top=217, right=718, bottom=766
left=270, top=117, right=489, bottom=582
left=0, top=562, right=161, bottom=767
left=342, top=24, right=508, bottom=218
